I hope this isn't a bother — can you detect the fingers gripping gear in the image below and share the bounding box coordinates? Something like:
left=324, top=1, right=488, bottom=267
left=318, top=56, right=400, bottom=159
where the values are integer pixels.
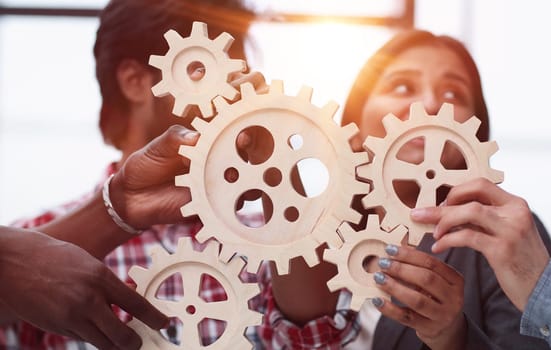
left=324, top=215, right=407, bottom=311
left=358, top=102, right=504, bottom=246
left=128, top=238, right=261, bottom=349
left=149, top=21, right=246, bottom=118
left=176, top=80, right=370, bottom=275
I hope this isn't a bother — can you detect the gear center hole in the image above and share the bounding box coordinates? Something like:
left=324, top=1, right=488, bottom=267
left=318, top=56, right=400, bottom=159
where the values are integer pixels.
left=186, top=61, right=206, bottom=81
left=362, top=255, right=379, bottom=273
left=186, top=305, right=196, bottom=315
left=426, top=169, right=436, bottom=179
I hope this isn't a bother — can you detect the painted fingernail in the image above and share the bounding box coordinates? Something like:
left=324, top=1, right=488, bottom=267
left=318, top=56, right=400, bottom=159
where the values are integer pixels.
left=374, top=271, right=386, bottom=285
left=372, top=297, right=384, bottom=308
left=378, top=257, right=392, bottom=269
left=385, top=244, right=399, bottom=256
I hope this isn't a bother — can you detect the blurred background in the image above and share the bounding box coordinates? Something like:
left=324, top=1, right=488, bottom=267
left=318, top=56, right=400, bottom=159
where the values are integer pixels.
left=0, top=0, right=549, bottom=230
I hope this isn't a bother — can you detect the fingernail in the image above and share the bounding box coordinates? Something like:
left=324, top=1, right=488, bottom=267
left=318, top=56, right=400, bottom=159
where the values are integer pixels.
left=374, top=271, right=386, bottom=285
left=378, top=258, right=392, bottom=269
left=181, top=130, right=198, bottom=140
left=372, top=297, right=384, bottom=308
left=410, top=208, right=426, bottom=219
left=385, top=244, right=399, bottom=256
left=431, top=242, right=439, bottom=252
left=439, top=199, right=447, bottom=207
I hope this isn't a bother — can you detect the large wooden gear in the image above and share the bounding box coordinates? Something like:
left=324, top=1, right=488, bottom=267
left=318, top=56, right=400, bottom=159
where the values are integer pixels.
left=149, top=21, right=246, bottom=118
left=176, top=80, right=370, bottom=275
left=358, top=102, right=504, bottom=246
left=324, top=215, right=407, bottom=311
left=128, top=238, right=261, bottom=349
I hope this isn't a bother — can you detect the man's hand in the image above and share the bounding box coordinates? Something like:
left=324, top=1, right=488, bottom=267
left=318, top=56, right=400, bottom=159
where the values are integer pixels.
left=0, top=227, right=168, bottom=349
left=110, top=125, right=199, bottom=229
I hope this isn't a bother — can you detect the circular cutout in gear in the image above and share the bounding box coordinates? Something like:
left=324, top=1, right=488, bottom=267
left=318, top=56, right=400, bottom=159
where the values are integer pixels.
left=358, top=102, right=504, bottom=246
left=324, top=215, right=407, bottom=311
left=128, top=238, right=261, bottom=349
left=149, top=21, right=246, bottom=118
left=176, top=80, right=370, bottom=274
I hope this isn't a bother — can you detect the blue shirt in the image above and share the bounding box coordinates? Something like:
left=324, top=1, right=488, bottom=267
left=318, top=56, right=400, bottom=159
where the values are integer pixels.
left=521, top=260, right=551, bottom=346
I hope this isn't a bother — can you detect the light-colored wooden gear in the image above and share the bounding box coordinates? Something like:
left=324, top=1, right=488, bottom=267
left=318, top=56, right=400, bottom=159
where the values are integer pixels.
left=149, top=21, right=246, bottom=118
left=358, top=102, right=504, bottom=246
left=323, top=215, right=407, bottom=311
left=175, top=80, right=370, bottom=275
left=127, top=238, right=262, bottom=349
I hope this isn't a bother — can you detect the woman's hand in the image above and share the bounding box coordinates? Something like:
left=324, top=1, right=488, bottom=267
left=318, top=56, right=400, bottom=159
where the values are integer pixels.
left=410, top=177, right=550, bottom=311
left=372, top=244, right=466, bottom=350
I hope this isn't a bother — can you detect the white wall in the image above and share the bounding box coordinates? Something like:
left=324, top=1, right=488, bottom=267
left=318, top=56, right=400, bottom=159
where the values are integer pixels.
left=416, top=0, right=551, bottom=229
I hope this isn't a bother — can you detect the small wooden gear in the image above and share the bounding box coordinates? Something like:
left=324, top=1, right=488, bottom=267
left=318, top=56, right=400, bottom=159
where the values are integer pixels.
left=128, top=238, right=261, bottom=349
left=149, top=21, right=246, bottom=118
left=358, top=102, right=504, bottom=246
left=324, top=215, right=407, bottom=311
left=176, top=80, right=370, bottom=274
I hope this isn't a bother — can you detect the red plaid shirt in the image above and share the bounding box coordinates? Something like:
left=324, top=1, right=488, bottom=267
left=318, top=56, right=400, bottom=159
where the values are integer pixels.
left=0, top=164, right=360, bottom=349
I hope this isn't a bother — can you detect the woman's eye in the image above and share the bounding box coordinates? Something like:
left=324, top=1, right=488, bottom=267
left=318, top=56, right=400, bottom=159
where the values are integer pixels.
left=393, top=83, right=409, bottom=94
left=443, top=90, right=456, bottom=100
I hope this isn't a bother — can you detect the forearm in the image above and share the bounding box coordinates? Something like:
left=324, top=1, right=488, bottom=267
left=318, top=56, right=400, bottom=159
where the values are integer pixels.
left=0, top=228, right=29, bottom=324
left=36, top=191, right=134, bottom=259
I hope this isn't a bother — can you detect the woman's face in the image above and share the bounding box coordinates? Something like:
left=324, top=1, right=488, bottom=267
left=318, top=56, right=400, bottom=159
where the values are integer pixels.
left=359, top=44, right=477, bottom=166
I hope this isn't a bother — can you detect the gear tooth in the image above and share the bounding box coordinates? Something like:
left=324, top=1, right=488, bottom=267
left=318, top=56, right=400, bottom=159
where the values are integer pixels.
left=363, top=136, right=384, bottom=154
left=150, top=246, right=169, bottom=265
left=176, top=236, right=193, bottom=252
left=218, top=245, right=236, bottom=264
left=177, top=144, right=195, bottom=157
left=148, top=55, right=165, bottom=70
left=212, top=95, right=230, bottom=113
left=227, top=256, right=246, bottom=275
left=381, top=213, right=400, bottom=232
left=356, top=163, right=372, bottom=181
left=322, top=247, right=337, bottom=264
left=203, top=239, right=220, bottom=258
left=269, top=80, right=284, bottom=94
left=344, top=209, right=363, bottom=226
left=213, top=31, right=235, bottom=52
left=326, top=278, right=344, bottom=292
left=303, top=250, right=320, bottom=267
left=246, top=256, right=261, bottom=274
left=484, top=140, right=500, bottom=156
left=350, top=296, right=365, bottom=312
left=172, top=98, right=192, bottom=117
left=462, top=116, right=482, bottom=134
left=191, top=21, right=208, bottom=37
left=151, top=81, right=169, bottom=97
left=198, top=100, right=214, bottom=119
left=342, top=122, right=360, bottom=140
left=174, top=173, right=191, bottom=187
left=220, top=84, right=240, bottom=101
left=382, top=114, right=402, bottom=133
left=239, top=82, right=256, bottom=98
left=180, top=201, right=197, bottom=218
left=407, top=228, right=426, bottom=246
left=297, top=85, right=313, bottom=102
left=278, top=263, right=290, bottom=275
left=490, top=169, right=505, bottom=183
left=128, top=266, right=148, bottom=287
left=321, top=100, right=339, bottom=119
left=228, top=59, right=247, bottom=73
left=437, top=103, right=454, bottom=121
left=409, top=102, right=427, bottom=120
left=191, top=116, right=209, bottom=133
left=163, top=29, right=183, bottom=46
left=366, top=214, right=381, bottom=230
left=194, top=229, right=211, bottom=244
left=352, top=152, right=369, bottom=166
left=338, top=222, right=354, bottom=238
left=244, top=283, right=260, bottom=300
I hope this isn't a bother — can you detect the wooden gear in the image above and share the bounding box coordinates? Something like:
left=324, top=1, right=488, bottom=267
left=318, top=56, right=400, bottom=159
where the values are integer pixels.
left=128, top=238, right=261, bottom=349
left=324, top=215, right=407, bottom=311
left=149, top=21, right=246, bottom=118
left=176, top=80, right=370, bottom=275
left=358, top=102, right=504, bottom=246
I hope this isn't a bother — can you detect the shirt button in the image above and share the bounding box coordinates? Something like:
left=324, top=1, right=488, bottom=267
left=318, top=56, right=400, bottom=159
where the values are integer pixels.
left=539, top=325, right=550, bottom=337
